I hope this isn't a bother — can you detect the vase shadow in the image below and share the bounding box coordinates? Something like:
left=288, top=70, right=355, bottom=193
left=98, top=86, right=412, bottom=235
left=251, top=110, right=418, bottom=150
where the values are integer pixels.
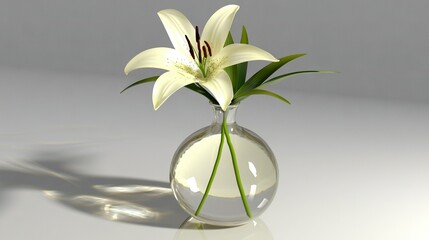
left=0, top=150, right=189, bottom=229
left=174, top=217, right=274, bottom=240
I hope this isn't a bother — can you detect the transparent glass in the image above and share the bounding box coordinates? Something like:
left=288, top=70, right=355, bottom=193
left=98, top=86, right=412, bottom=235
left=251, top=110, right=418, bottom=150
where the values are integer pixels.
left=170, top=104, right=278, bottom=226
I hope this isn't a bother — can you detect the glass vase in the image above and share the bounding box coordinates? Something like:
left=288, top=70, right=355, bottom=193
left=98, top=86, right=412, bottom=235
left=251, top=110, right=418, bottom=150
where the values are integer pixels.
left=170, top=104, right=278, bottom=226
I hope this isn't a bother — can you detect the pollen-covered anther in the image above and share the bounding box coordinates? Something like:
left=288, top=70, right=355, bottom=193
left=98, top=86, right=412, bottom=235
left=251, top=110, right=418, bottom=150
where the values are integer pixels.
left=202, top=46, right=208, bottom=58
left=204, top=41, right=212, bottom=57
left=185, top=35, right=195, bottom=59
left=195, top=26, right=200, bottom=42
left=198, top=48, right=202, bottom=63
left=195, top=26, right=202, bottom=63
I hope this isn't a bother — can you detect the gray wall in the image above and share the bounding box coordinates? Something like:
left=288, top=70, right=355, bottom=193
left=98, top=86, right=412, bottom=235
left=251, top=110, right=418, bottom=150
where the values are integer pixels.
left=1, top=0, right=428, bottom=102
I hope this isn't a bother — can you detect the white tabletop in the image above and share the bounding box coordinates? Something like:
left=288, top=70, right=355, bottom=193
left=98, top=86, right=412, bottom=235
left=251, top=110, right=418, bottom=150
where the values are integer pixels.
left=1, top=69, right=428, bottom=239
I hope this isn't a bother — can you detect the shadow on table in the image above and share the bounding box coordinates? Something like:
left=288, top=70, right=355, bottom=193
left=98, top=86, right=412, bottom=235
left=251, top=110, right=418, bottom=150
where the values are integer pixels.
left=174, top=217, right=274, bottom=240
left=0, top=150, right=189, bottom=229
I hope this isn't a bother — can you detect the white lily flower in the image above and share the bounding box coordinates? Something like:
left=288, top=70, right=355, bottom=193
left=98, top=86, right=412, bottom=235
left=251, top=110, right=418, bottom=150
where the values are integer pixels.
left=124, top=5, right=278, bottom=111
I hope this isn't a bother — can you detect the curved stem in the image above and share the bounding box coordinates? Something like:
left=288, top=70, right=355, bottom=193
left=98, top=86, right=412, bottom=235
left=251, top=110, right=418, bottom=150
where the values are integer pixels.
left=195, top=123, right=225, bottom=216
left=223, top=117, right=252, bottom=218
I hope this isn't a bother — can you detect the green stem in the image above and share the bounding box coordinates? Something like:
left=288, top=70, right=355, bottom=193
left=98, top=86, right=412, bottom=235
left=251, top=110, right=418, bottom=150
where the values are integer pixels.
left=195, top=122, right=225, bottom=216
left=222, top=116, right=252, bottom=218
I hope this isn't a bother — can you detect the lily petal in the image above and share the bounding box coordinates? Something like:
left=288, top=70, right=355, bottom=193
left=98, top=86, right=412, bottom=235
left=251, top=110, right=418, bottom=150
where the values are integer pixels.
left=201, top=5, right=239, bottom=55
left=124, top=47, right=189, bottom=75
left=158, top=9, right=196, bottom=55
left=217, top=44, right=278, bottom=68
left=152, top=71, right=195, bottom=110
left=200, top=71, right=233, bottom=111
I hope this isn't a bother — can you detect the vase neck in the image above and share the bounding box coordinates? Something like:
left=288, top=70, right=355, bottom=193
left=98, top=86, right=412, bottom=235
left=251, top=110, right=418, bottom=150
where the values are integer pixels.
left=212, top=104, right=238, bottom=125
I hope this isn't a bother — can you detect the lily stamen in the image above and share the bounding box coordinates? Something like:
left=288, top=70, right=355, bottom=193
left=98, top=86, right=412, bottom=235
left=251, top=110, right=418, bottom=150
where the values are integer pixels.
left=195, top=26, right=202, bottom=63
left=184, top=26, right=215, bottom=78
left=202, top=46, right=208, bottom=58
left=185, top=35, right=195, bottom=60
left=204, top=41, right=212, bottom=57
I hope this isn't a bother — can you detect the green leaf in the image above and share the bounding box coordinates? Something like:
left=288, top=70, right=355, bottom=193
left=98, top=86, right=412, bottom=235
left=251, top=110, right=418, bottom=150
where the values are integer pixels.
left=224, top=31, right=234, bottom=47
left=240, top=26, right=249, bottom=44
left=235, top=53, right=306, bottom=97
left=121, top=76, right=216, bottom=104
left=185, top=83, right=218, bottom=104
left=233, top=89, right=291, bottom=105
left=259, top=70, right=337, bottom=88
left=235, top=26, right=248, bottom=93
left=224, top=32, right=240, bottom=93
left=120, top=76, right=158, bottom=93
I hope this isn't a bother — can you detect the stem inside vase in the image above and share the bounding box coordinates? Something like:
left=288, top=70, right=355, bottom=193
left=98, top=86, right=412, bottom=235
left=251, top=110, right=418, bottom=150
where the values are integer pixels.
left=195, top=108, right=252, bottom=218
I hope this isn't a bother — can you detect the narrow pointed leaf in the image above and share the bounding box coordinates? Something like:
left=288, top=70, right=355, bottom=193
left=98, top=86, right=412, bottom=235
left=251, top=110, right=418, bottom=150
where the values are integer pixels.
left=120, top=76, right=159, bottom=93
left=233, top=89, right=291, bottom=105
left=223, top=31, right=234, bottom=47
left=236, top=26, right=248, bottom=93
left=259, top=70, right=337, bottom=88
left=185, top=83, right=218, bottom=104
left=224, top=32, right=239, bottom=93
left=240, top=26, right=248, bottom=44
left=121, top=76, right=217, bottom=103
left=235, top=53, right=306, bottom=97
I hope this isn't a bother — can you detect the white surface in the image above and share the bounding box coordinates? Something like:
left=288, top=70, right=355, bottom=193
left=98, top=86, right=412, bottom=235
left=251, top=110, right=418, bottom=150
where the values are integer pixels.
left=1, top=69, right=429, bottom=239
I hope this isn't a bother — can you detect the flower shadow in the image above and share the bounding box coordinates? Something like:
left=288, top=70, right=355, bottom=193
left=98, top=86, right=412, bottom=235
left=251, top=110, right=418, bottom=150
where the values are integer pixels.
left=0, top=151, right=189, bottom=229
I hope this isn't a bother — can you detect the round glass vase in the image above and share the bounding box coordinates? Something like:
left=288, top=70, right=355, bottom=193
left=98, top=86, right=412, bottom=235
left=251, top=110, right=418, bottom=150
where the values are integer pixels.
left=170, top=104, right=278, bottom=226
